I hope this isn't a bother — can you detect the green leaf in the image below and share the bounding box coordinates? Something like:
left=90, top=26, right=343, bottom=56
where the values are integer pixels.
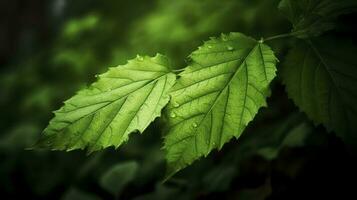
left=163, top=32, right=277, bottom=177
left=99, top=161, right=138, bottom=196
left=35, top=54, right=176, bottom=153
left=62, top=188, right=101, bottom=200
left=279, top=0, right=357, bottom=38
left=202, top=164, right=236, bottom=192
left=257, top=122, right=312, bottom=160
left=281, top=38, right=357, bottom=144
left=133, top=184, right=182, bottom=200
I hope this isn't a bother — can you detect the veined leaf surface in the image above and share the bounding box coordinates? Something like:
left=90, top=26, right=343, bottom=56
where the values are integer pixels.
left=281, top=38, right=357, bottom=143
left=35, top=54, right=176, bottom=152
left=279, top=0, right=357, bottom=38
left=164, top=33, right=277, bottom=176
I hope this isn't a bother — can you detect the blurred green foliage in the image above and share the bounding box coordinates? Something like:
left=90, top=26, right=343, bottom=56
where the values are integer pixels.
left=0, top=0, right=356, bottom=199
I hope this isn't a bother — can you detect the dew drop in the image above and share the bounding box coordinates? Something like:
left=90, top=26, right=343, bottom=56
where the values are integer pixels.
left=208, top=45, right=212, bottom=49
left=170, top=113, right=176, bottom=118
left=173, top=102, right=180, bottom=108
left=95, top=74, right=99, bottom=78
left=227, top=45, right=234, bottom=51
left=192, top=122, right=198, bottom=128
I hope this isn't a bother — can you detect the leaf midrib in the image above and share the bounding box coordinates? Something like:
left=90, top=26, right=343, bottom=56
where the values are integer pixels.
left=169, top=41, right=260, bottom=165
left=48, top=73, right=171, bottom=135
left=308, top=41, right=350, bottom=129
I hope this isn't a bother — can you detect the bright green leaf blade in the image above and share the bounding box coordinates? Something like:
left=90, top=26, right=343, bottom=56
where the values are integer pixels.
left=279, top=0, right=357, bottom=38
left=35, top=54, right=176, bottom=152
left=281, top=38, right=357, bottom=144
left=163, top=32, right=277, bottom=177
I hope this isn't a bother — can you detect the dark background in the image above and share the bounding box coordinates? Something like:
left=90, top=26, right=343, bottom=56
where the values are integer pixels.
left=1, top=0, right=356, bottom=199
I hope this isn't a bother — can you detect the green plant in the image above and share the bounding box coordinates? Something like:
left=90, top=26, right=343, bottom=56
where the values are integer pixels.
left=34, top=0, right=357, bottom=180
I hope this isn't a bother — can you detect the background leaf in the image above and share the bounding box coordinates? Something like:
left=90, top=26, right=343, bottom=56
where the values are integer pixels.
left=62, top=188, right=101, bottom=200
left=281, top=37, right=357, bottom=145
left=279, top=0, right=357, bottom=38
left=99, top=161, right=138, bottom=197
left=164, top=32, right=277, bottom=177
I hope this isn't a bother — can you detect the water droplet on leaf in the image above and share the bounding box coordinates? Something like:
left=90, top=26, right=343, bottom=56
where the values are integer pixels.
left=208, top=45, right=212, bottom=49
left=170, top=113, right=176, bottom=118
left=227, top=45, right=234, bottom=51
left=192, top=123, right=198, bottom=128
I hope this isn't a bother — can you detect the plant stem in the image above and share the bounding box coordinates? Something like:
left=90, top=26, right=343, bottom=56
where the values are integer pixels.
left=263, top=30, right=306, bottom=42
left=264, top=33, right=294, bottom=41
